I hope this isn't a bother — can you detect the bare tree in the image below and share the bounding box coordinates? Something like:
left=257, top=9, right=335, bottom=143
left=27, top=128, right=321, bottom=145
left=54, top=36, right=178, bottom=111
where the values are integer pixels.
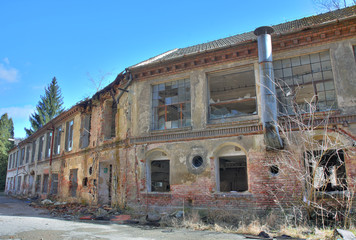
left=314, top=0, right=356, bottom=11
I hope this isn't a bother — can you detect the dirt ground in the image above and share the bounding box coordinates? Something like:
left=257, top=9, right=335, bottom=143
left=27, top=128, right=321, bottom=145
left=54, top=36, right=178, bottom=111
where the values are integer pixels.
left=0, top=193, right=251, bottom=240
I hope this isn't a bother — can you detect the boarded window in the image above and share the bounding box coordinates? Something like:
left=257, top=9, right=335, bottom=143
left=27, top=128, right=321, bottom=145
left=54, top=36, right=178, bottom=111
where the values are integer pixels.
left=151, top=160, right=170, bottom=192
left=54, top=126, right=62, bottom=155
left=38, top=136, right=44, bottom=161
left=80, top=114, right=91, bottom=149
left=65, top=120, right=74, bottom=151
left=45, top=132, right=52, bottom=159
left=51, top=173, right=59, bottom=195
left=208, top=67, right=256, bottom=120
left=306, top=150, right=347, bottom=192
left=42, top=174, right=49, bottom=193
left=31, top=141, right=36, bottom=163
left=274, top=51, right=337, bottom=114
left=152, top=79, right=191, bottom=130
left=219, top=156, right=248, bottom=192
left=35, top=175, right=41, bottom=193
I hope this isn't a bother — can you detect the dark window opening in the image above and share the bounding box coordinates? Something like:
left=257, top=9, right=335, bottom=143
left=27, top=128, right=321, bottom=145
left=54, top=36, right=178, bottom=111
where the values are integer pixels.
left=25, top=146, right=30, bottom=163
left=35, top=175, right=41, bottom=193
left=219, top=156, right=248, bottom=192
left=208, top=67, right=256, bottom=120
left=111, top=103, right=117, bottom=138
left=270, top=165, right=279, bottom=175
left=31, top=141, right=36, bottom=163
left=20, top=148, right=25, bottom=165
left=51, top=173, right=58, bottom=195
left=83, top=177, right=88, bottom=187
left=151, top=160, right=170, bottom=192
left=192, top=156, right=203, bottom=168
left=38, top=136, right=44, bottom=161
left=42, top=174, right=49, bottom=193
left=80, top=114, right=91, bottom=148
left=306, top=149, right=347, bottom=192
left=89, top=166, right=93, bottom=175
left=152, top=79, right=191, bottom=130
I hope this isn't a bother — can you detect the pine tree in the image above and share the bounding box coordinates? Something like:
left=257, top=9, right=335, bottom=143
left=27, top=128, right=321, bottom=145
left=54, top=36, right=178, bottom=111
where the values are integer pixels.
left=0, top=113, right=14, bottom=190
left=25, top=77, right=64, bottom=136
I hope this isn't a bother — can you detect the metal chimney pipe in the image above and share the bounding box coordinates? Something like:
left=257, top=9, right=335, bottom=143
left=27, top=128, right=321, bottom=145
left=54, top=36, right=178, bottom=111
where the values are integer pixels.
left=254, top=26, right=283, bottom=149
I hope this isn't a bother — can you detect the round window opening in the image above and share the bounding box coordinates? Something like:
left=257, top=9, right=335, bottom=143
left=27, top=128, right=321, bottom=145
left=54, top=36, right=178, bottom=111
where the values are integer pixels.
left=192, top=156, right=204, bottom=168
left=270, top=165, right=279, bottom=176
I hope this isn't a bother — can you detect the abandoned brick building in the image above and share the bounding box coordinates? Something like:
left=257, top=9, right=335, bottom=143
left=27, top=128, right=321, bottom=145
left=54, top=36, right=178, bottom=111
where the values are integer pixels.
left=5, top=6, right=356, bottom=214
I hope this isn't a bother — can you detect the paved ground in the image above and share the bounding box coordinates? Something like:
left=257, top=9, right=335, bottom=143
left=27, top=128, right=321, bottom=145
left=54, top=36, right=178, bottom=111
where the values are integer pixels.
left=0, top=193, right=251, bottom=240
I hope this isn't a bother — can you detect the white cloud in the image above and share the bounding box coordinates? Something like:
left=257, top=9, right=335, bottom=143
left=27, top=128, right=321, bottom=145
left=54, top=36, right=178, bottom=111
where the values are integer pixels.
left=0, top=105, right=35, bottom=119
left=3, top=57, right=10, bottom=65
left=0, top=63, right=19, bottom=83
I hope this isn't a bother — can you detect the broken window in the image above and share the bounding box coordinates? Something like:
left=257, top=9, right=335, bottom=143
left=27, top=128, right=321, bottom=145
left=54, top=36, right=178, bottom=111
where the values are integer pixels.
left=151, top=160, right=170, bottom=192
left=45, top=132, right=52, bottom=159
left=80, top=114, right=91, bottom=149
left=208, top=67, right=257, bottom=120
left=274, top=51, right=337, bottom=114
left=65, top=120, right=74, bottom=151
left=31, top=141, right=36, bottom=163
left=42, top=174, right=49, bottom=193
left=219, top=156, right=248, bottom=192
left=38, top=136, right=44, bottom=161
left=35, top=175, right=41, bottom=193
left=54, top=126, right=62, bottom=155
left=152, top=79, right=191, bottom=130
left=306, top=150, right=347, bottom=192
left=20, top=147, right=25, bottom=165
left=25, top=145, right=30, bottom=163
left=51, top=173, right=59, bottom=195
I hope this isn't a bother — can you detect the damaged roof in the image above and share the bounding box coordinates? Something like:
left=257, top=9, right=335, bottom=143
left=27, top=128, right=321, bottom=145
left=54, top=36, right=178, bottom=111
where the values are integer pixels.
left=130, top=6, right=356, bottom=69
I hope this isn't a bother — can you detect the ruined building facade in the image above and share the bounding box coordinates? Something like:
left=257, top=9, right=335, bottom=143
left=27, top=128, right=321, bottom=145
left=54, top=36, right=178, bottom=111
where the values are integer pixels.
left=5, top=7, right=356, bottom=214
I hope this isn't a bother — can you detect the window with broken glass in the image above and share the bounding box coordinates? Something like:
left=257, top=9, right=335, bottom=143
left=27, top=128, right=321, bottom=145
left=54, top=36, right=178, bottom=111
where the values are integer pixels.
left=151, top=160, right=170, bottom=192
left=274, top=51, right=337, bottom=115
left=65, top=120, right=74, bottom=151
left=208, top=67, right=257, bottom=120
left=45, top=132, right=52, bottom=159
left=54, top=126, right=62, bottom=155
left=152, top=79, right=191, bottom=130
left=305, top=150, right=347, bottom=192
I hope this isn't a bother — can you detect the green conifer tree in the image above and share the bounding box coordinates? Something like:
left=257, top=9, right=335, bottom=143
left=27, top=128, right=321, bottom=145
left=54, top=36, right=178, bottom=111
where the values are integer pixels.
left=0, top=113, right=14, bottom=190
left=25, top=77, right=64, bottom=136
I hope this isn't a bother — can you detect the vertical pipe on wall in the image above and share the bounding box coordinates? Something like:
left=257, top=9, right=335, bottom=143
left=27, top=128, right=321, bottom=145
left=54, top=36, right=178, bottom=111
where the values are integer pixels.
left=254, top=26, right=284, bottom=149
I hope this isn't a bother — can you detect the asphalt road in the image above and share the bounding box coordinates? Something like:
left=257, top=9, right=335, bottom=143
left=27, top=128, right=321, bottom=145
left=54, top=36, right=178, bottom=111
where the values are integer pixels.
left=0, top=193, right=250, bottom=240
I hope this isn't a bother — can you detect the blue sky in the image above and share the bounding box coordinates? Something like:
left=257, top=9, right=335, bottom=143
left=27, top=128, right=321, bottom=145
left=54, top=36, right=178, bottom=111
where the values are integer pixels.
left=0, top=0, right=353, bottom=138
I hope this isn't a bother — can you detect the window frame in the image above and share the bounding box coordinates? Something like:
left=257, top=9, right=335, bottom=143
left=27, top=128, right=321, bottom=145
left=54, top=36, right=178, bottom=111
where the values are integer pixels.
left=151, top=78, right=191, bottom=131
left=65, top=119, right=74, bottom=152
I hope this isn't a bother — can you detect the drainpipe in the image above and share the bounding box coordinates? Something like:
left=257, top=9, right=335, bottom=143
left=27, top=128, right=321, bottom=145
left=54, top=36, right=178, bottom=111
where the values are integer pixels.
left=254, top=26, right=283, bottom=149
left=48, top=125, right=55, bottom=195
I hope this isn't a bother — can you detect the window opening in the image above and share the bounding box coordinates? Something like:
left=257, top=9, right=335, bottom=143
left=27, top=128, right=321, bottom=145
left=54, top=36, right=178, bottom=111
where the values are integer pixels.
left=192, top=156, right=203, bottom=168
left=50, top=173, right=59, bottom=195
left=25, top=145, right=30, bottom=163
left=38, top=136, right=44, bottom=161
left=306, top=149, right=347, bottom=192
left=31, top=141, right=36, bottom=163
left=151, top=160, right=170, bottom=192
left=54, top=126, right=62, bottom=155
left=35, top=175, right=41, bottom=193
left=65, top=120, right=74, bottom=151
left=42, top=174, right=49, bottom=193
left=45, top=132, right=52, bottom=159
left=20, top=148, right=25, bottom=165
left=80, top=114, right=91, bottom=148
left=219, top=156, right=248, bottom=192
left=274, top=51, right=336, bottom=114
left=208, top=67, right=256, bottom=120
left=152, top=79, right=191, bottom=130
left=270, top=165, right=279, bottom=176
left=83, top=177, right=88, bottom=187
